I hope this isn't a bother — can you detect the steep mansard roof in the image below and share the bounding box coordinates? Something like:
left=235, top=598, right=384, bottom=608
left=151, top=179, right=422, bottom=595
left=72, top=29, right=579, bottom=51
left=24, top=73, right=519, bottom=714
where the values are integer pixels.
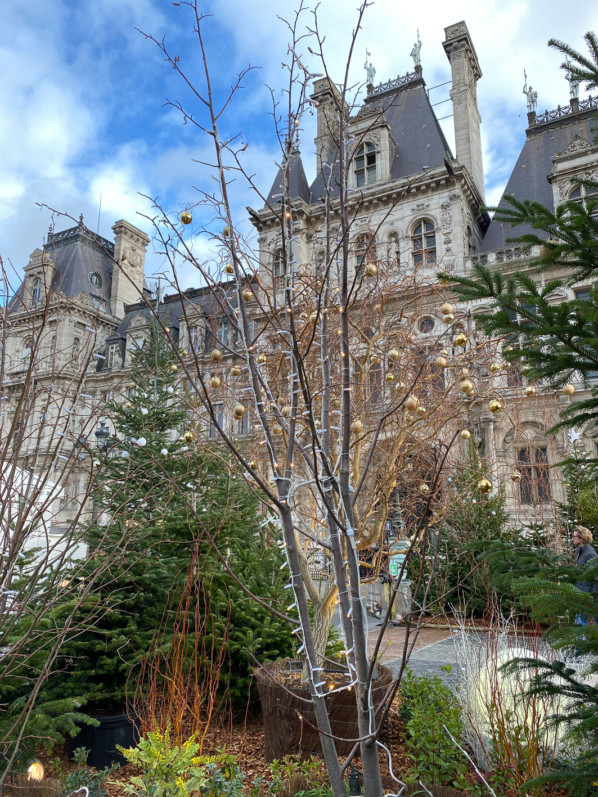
left=481, top=103, right=598, bottom=252
left=268, top=73, right=454, bottom=207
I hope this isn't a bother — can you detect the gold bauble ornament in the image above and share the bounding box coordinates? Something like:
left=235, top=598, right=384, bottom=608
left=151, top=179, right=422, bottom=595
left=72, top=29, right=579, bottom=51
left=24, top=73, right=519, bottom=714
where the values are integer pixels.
left=562, top=383, right=575, bottom=396
left=224, top=262, right=234, bottom=274
left=249, top=460, right=256, bottom=469
left=281, top=405, right=291, bottom=417
left=371, top=356, right=381, bottom=366
left=440, top=302, right=453, bottom=316
left=209, top=376, right=222, bottom=389
left=182, top=349, right=188, bottom=356
left=385, top=373, right=395, bottom=383
left=460, top=379, right=474, bottom=394
left=184, top=431, right=194, bottom=443
left=242, top=289, right=253, bottom=302
left=350, top=419, right=364, bottom=434
left=233, top=404, right=246, bottom=419
left=525, top=386, right=537, bottom=398
left=388, top=349, right=400, bottom=363
left=332, top=398, right=341, bottom=409
left=211, top=349, right=223, bottom=362
left=365, top=262, right=377, bottom=277
left=490, top=362, right=501, bottom=373
left=419, top=483, right=430, bottom=495
left=273, top=423, right=283, bottom=435
left=416, top=405, right=426, bottom=417
left=444, top=313, right=455, bottom=323
left=310, top=311, right=319, bottom=324
left=511, top=470, right=522, bottom=482
left=230, top=365, right=242, bottom=376
left=170, top=364, right=178, bottom=372
left=405, top=395, right=419, bottom=411
left=477, top=477, right=492, bottom=494
left=125, top=401, right=132, bottom=408
left=180, top=210, right=192, bottom=225
left=222, top=225, right=231, bottom=237
left=489, top=399, right=502, bottom=413
left=435, top=356, right=448, bottom=369
left=454, top=333, right=467, bottom=347
left=257, top=353, right=267, bottom=364
left=461, top=367, right=470, bottom=376
left=460, top=429, right=471, bottom=440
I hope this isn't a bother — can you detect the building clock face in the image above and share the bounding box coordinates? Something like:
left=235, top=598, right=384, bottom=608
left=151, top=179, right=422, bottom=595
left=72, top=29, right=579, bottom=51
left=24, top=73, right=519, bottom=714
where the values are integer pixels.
left=89, top=272, right=102, bottom=289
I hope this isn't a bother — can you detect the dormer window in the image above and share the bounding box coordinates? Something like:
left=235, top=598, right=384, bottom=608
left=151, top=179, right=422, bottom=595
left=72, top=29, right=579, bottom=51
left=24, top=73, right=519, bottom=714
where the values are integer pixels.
left=32, top=277, right=42, bottom=305
left=106, top=342, right=121, bottom=369
left=355, top=143, right=377, bottom=187
left=412, top=220, right=436, bottom=267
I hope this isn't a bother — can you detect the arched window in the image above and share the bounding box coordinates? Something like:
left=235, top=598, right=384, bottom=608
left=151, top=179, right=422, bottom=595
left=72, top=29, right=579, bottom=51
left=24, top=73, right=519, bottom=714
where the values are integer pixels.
left=32, top=277, right=42, bottom=305
left=412, top=220, right=436, bottom=267
left=569, top=182, right=598, bottom=208
left=355, top=235, right=376, bottom=279
left=355, top=142, right=377, bottom=187
left=22, top=338, right=34, bottom=366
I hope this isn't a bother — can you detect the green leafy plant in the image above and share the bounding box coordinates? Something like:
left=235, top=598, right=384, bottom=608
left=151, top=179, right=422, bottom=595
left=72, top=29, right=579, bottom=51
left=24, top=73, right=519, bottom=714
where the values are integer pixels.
left=267, top=755, right=332, bottom=797
left=52, top=747, right=117, bottom=797
left=398, top=668, right=470, bottom=791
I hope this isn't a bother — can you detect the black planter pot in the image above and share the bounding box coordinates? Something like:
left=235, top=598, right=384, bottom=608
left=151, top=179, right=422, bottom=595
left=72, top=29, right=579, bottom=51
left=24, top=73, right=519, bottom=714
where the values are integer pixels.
left=69, top=713, right=139, bottom=769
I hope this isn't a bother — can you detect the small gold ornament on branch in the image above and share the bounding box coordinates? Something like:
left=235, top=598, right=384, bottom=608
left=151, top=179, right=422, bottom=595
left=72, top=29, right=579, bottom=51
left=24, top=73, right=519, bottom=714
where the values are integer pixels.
left=460, top=429, right=471, bottom=440
left=233, top=404, right=246, bottom=419
left=365, top=263, right=378, bottom=277
left=184, top=431, right=194, bottom=443
left=489, top=399, right=502, bottom=413
left=222, top=225, right=231, bottom=237
left=180, top=210, right=192, bottom=225
left=242, top=289, right=253, bottom=302
left=454, top=333, right=467, bottom=347
left=211, top=349, right=223, bottom=362
left=404, top=395, right=419, bottom=411
left=419, top=483, right=430, bottom=495
left=257, top=353, right=267, bottom=364
left=440, top=302, right=453, bottom=316
left=230, top=365, right=242, bottom=376
left=435, top=356, right=448, bottom=369
left=281, top=405, right=291, bottom=417
left=350, top=419, right=364, bottom=434
left=209, top=376, right=222, bottom=389
left=525, top=386, right=537, bottom=397
left=224, top=262, right=234, bottom=274
left=460, top=379, right=474, bottom=395
left=416, top=405, right=426, bottom=417
left=385, top=373, right=395, bottom=383
left=170, top=364, right=178, bottom=372
left=273, top=423, right=283, bottom=435
left=477, top=477, right=492, bottom=494
left=388, top=349, right=400, bottom=363
left=562, top=383, right=575, bottom=395
left=511, top=470, right=522, bottom=482
left=490, top=362, right=501, bottom=373
left=444, top=313, right=455, bottom=323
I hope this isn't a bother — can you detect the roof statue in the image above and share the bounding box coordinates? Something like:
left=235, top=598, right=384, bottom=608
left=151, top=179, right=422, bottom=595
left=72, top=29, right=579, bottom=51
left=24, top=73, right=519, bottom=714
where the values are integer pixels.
left=410, top=30, right=422, bottom=67
left=364, top=49, right=376, bottom=86
left=566, top=59, right=581, bottom=99
left=523, top=69, right=538, bottom=112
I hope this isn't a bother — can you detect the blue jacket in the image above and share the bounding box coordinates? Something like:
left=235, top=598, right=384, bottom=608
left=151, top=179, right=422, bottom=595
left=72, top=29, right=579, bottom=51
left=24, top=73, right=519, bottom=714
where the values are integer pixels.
left=575, top=543, right=598, bottom=593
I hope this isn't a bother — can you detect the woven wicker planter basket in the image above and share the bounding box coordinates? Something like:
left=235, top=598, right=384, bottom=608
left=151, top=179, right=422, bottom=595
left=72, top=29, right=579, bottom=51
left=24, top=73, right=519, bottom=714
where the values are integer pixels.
left=255, top=659, right=393, bottom=761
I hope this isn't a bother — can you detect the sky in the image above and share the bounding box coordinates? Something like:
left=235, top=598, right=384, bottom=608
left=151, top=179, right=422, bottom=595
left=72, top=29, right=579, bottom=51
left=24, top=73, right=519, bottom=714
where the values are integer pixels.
left=1, top=0, right=598, bottom=290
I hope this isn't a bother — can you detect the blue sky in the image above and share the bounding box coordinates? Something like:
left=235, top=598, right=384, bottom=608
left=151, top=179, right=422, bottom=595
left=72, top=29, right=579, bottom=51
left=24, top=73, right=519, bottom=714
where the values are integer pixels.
left=1, top=0, right=598, bottom=290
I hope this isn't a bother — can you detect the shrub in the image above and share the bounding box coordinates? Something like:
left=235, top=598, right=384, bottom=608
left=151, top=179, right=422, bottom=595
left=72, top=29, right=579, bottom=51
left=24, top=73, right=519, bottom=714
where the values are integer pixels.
left=53, top=747, right=117, bottom=797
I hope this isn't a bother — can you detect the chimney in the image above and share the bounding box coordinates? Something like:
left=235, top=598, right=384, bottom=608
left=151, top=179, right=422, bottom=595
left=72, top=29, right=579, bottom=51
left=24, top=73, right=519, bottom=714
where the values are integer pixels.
left=310, top=77, right=346, bottom=172
left=443, top=22, right=485, bottom=200
left=110, top=220, right=150, bottom=317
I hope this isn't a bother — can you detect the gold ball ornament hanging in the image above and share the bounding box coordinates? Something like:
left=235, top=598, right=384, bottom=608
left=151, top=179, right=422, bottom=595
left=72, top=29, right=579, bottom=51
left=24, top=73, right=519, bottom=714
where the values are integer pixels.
left=435, top=356, right=448, bottom=369
left=489, top=399, right=502, bottom=414
left=454, top=333, right=467, bottom=347
left=230, top=365, right=242, bottom=376
left=460, top=379, right=474, bottom=395
left=233, top=404, right=246, bottom=419
left=211, top=349, right=223, bottom=362
left=310, top=311, right=319, bottom=324
left=477, top=477, right=492, bottom=494
left=460, top=429, right=471, bottom=440
left=461, top=367, right=470, bottom=376
left=249, top=460, right=256, bottom=469
left=125, top=401, right=132, bottom=408
left=562, top=383, right=575, bottom=396
left=416, top=405, right=426, bottom=417
left=419, top=483, right=430, bottom=495
left=388, top=349, right=400, bottom=363
left=209, top=376, right=222, bottom=389
left=281, top=405, right=291, bottom=417
left=257, top=353, right=268, bottom=364
left=511, top=470, right=522, bottom=482
left=444, top=313, right=455, bottom=323
left=242, top=289, right=253, bottom=302
left=273, top=423, right=283, bottom=435
left=440, top=302, right=453, bottom=316
left=332, top=398, right=341, bottom=409
left=184, top=431, right=195, bottom=443
left=490, top=362, right=501, bottom=374
left=170, top=364, right=178, bottom=372
left=351, top=419, right=364, bottom=434
left=224, top=262, right=234, bottom=274
left=405, top=395, right=419, bottom=411
left=371, top=355, right=381, bottom=366
left=222, top=225, right=231, bottom=237
left=525, top=386, right=537, bottom=398
left=180, top=210, right=192, bottom=225
left=365, top=262, right=378, bottom=277
left=385, top=373, right=395, bottom=383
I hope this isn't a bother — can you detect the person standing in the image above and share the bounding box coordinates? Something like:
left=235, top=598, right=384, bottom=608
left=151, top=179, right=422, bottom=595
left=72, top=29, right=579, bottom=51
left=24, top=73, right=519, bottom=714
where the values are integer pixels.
left=573, top=525, right=598, bottom=626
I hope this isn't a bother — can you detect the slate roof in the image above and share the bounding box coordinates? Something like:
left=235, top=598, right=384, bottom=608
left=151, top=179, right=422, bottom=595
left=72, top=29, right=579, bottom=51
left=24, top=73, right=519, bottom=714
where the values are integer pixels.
left=266, top=148, right=311, bottom=205
left=481, top=108, right=598, bottom=252
left=308, top=75, right=454, bottom=203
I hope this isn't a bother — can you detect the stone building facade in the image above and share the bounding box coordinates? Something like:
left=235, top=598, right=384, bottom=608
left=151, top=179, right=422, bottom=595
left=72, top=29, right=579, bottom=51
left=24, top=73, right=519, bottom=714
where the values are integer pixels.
left=3, top=20, right=598, bottom=542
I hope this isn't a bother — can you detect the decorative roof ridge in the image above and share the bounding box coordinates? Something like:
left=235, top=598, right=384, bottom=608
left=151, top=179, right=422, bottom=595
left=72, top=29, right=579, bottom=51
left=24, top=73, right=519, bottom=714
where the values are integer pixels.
left=365, top=68, right=423, bottom=101
left=44, top=225, right=115, bottom=255
left=530, top=95, right=598, bottom=128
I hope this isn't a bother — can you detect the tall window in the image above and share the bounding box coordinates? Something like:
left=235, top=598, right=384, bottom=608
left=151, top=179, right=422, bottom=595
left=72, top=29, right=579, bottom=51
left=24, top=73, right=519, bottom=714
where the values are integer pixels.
left=355, top=235, right=375, bottom=279
left=106, top=342, right=120, bottom=369
left=518, top=446, right=551, bottom=504
left=32, top=277, right=42, bottom=305
left=189, top=326, right=201, bottom=353
left=22, top=338, right=33, bottom=366
left=210, top=402, right=224, bottom=438
left=238, top=409, right=249, bottom=435
left=355, top=143, right=376, bottom=187
left=569, top=182, right=598, bottom=208
left=412, top=220, right=436, bottom=267
left=273, top=250, right=285, bottom=282
left=217, top=317, right=230, bottom=347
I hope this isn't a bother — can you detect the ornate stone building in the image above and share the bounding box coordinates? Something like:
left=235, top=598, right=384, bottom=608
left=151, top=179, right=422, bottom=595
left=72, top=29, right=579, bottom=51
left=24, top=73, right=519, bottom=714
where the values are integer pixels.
left=3, top=20, right=598, bottom=542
